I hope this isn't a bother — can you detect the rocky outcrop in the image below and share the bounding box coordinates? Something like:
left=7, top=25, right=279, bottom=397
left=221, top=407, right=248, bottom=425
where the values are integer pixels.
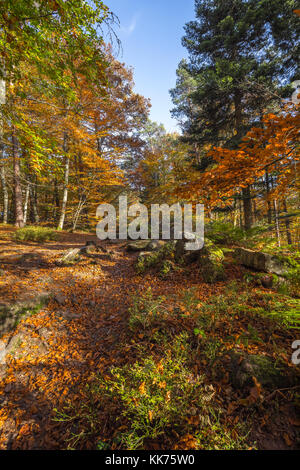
left=234, top=248, right=290, bottom=276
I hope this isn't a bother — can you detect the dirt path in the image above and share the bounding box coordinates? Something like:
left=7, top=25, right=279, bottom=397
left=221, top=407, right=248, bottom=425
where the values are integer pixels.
left=0, top=231, right=299, bottom=450
left=0, top=233, right=217, bottom=449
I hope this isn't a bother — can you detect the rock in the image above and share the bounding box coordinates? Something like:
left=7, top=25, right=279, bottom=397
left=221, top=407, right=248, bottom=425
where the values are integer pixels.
left=5, top=333, right=23, bottom=355
left=147, top=240, right=166, bottom=251
left=198, top=242, right=225, bottom=283
left=54, top=293, right=67, bottom=305
left=56, top=248, right=81, bottom=265
left=234, top=248, right=289, bottom=276
left=85, top=240, right=97, bottom=247
left=174, top=233, right=198, bottom=263
left=126, top=240, right=150, bottom=252
left=229, top=352, right=292, bottom=390
left=175, top=239, right=186, bottom=262
left=137, top=251, right=152, bottom=261
left=37, top=327, right=52, bottom=341
left=0, top=340, right=6, bottom=364
left=174, top=238, right=225, bottom=282
left=81, top=241, right=98, bottom=255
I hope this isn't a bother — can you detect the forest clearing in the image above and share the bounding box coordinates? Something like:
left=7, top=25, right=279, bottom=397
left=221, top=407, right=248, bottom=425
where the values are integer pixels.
left=0, top=0, right=299, bottom=453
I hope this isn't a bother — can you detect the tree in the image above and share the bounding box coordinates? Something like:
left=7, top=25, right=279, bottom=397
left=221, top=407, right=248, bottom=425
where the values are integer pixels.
left=175, top=103, right=299, bottom=236
left=0, top=0, right=113, bottom=227
left=171, top=0, right=300, bottom=228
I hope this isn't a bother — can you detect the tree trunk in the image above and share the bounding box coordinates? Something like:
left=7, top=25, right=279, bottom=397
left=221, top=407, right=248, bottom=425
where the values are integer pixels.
left=0, top=114, right=8, bottom=223
left=0, top=163, right=8, bottom=224
left=58, top=133, right=69, bottom=230
left=265, top=170, right=272, bottom=224
left=12, top=130, right=24, bottom=228
left=273, top=199, right=281, bottom=247
left=53, top=179, right=60, bottom=223
left=72, top=195, right=86, bottom=232
left=242, top=186, right=252, bottom=230
left=283, top=199, right=292, bottom=245
left=23, top=184, right=30, bottom=225
left=29, top=179, right=39, bottom=224
left=0, top=148, right=8, bottom=225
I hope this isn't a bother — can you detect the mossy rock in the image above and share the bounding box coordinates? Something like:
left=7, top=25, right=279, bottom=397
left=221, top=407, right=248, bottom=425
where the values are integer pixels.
left=198, top=241, right=225, bottom=283
left=147, top=240, right=166, bottom=251
left=135, top=242, right=176, bottom=274
left=127, top=240, right=151, bottom=252
left=229, top=352, right=292, bottom=390
left=200, top=262, right=226, bottom=283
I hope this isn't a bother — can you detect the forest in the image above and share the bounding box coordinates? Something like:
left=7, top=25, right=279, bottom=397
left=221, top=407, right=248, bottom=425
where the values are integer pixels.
left=0, top=0, right=299, bottom=452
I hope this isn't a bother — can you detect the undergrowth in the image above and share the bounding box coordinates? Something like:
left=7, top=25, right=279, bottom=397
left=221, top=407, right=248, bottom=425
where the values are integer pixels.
left=14, top=226, right=58, bottom=243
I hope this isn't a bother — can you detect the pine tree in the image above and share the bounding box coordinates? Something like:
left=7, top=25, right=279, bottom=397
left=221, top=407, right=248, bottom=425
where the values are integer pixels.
left=171, top=0, right=300, bottom=228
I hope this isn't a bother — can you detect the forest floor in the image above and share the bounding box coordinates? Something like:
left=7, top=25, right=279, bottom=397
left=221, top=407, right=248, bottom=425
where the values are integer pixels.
left=0, top=226, right=299, bottom=450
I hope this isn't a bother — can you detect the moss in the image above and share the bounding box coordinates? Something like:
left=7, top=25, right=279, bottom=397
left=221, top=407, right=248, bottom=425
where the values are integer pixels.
left=230, top=352, right=291, bottom=389
left=198, top=242, right=226, bottom=283
left=135, top=242, right=176, bottom=274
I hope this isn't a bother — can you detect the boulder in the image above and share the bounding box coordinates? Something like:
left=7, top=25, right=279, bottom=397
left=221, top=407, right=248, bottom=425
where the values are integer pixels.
left=198, top=242, right=225, bottom=283
left=57, top=248, right=81, bottom=265
left=229, top=351, right=291, bottom=390
left=137, top=251, right=152, bottom=262
left=234, top=248, right=289, bottom=276
left=56, top=242, right=101, bottom=265
left=126, top=240, right=151, bottom=252
left=147, top=240, right=166, bottom=251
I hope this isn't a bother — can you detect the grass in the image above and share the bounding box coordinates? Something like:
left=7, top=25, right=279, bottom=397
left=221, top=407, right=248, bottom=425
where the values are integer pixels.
left=54, top=333, right=246, bottom=450
left=14, top=225, right=58, bottom=243
left=53, top=277, right=299, bottom=450
left=100, top=333, right=212, bottom=449
left=128, top=288, right=168, bottom=330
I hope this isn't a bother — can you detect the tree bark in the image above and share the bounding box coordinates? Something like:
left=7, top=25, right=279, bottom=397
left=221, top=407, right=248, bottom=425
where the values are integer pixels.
left=283, top=199, right=292, bottom=245
left=273, top=199, right=281, bottom=247
left=0, top=145, right=8, bottom=224
left=0, top=114, right=8, bottom=223
left=23, top=183, right=30, bottom=225
left=58, top=133, right=69, bottom=230
left=12, top=129, right=24, bottom=228
left=28, top=175, right=39, bottom=224
left=53, top=179, right=60, bottom=223
left=265, top=170, right=272, bottom=224
left=242, top=186, right=252, bottom=230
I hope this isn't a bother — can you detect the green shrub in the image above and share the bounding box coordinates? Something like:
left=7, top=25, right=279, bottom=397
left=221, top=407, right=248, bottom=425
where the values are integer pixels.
left=101, top=334, right=213, bottom=449
left=195, top=409, right=249, bottom=450
left=128, top=288, right=167, bottom=330
left=14, top=226, right=58, bottom=242
left=206, top=221, right=245, bottom=245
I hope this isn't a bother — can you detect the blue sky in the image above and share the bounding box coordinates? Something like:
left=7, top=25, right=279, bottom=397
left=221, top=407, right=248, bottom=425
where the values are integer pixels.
left=105, top=0, right=195, bottom=132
